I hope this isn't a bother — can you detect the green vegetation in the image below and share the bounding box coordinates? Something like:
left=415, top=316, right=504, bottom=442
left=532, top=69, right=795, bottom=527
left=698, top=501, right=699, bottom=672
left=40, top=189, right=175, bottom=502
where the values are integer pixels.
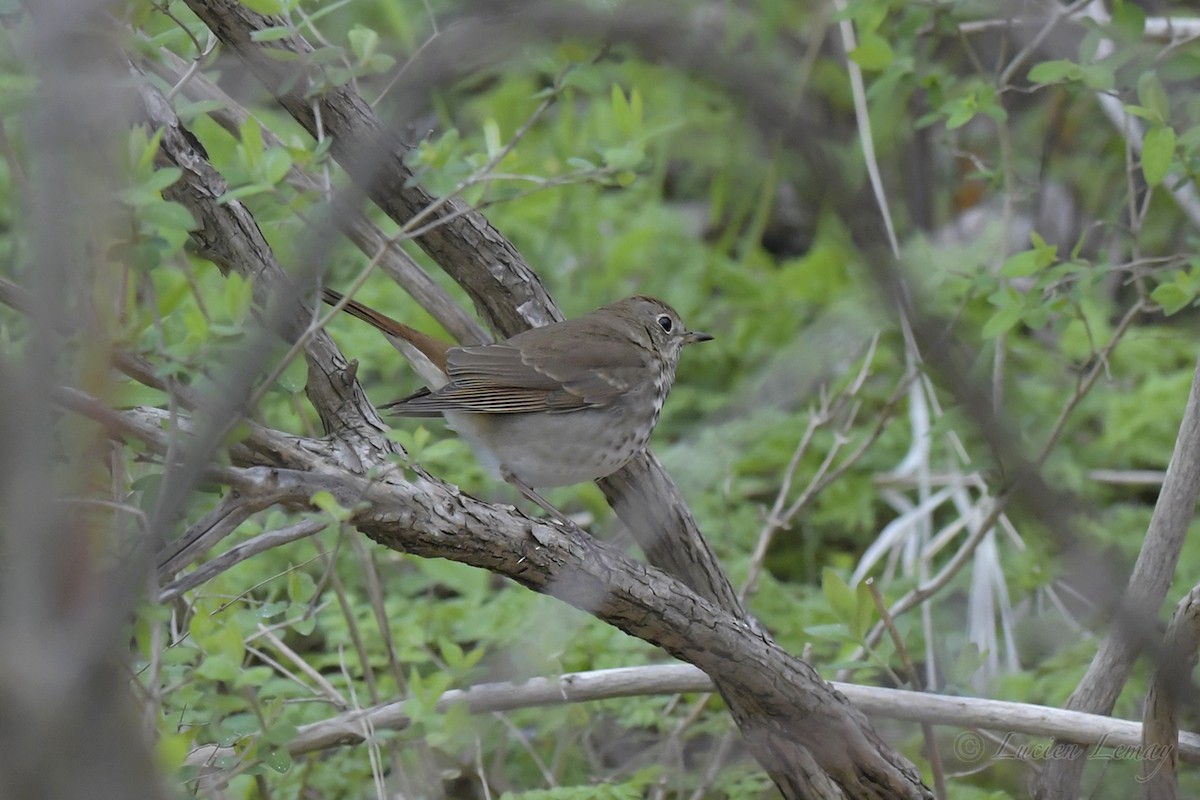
left=3, top=0, right=1200, bottom=798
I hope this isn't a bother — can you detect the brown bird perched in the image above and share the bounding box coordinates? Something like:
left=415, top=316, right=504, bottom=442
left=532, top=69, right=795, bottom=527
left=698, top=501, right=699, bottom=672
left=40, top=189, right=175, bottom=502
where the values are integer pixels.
left=322, top=288, right=712, bottom=524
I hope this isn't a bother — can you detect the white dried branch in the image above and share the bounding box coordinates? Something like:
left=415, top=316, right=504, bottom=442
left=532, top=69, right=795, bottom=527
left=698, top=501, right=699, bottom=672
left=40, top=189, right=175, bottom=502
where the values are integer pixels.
left=283, top=663, right=1200, bottom=765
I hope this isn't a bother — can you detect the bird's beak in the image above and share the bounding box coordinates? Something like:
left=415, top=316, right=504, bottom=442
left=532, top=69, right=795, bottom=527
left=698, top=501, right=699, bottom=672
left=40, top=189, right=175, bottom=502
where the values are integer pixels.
left=684, top=331, right=714, bottom=344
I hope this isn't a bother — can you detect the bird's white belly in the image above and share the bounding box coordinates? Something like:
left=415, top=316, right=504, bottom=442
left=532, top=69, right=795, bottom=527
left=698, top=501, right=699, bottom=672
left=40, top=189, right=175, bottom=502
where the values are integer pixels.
left=444, top=408, right=650, bottom=488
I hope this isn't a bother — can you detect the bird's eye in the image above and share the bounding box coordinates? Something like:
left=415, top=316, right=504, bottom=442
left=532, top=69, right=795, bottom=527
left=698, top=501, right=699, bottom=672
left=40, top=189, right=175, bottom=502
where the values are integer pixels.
left=656, top=314, right=674, bottom=333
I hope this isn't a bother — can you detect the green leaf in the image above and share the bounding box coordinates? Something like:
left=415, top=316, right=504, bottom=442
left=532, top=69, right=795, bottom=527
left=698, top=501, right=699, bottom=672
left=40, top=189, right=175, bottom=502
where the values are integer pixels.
left=944, top=96, right=975, bottom=130
left=223, top=271, right=253, bottom=321
left=1111, top=0, right=1146, bottom=39
left=111, top=380, right=167, bottom=409
left=804, top=623, right=858, bottom=645
left=1142, top=126, right=1175, bottom=186
left=1136, top=72, right=1169, bottom=125
left=310, top=490, right=350, bottom=520
left=1001, top=232, right=1057, bottom=277
left=140, top=167, right=183, bottom=194
left=287, top=570, right=316, bottom=604
left=241, top=117, right=264, bottom=167
left=133, top=127, right=164, bottom=173
left=195, top=653, right=242, bottom=681
left=1124, top=104, right=1159, bottom=123
left=347, top=24, right=378, bottom=63
left=609, top=85, right=644, bottom=138
left=850, top=32, right=893, bottom=71
left=852, top=581, right=875, bottom=641
left=1079, top=64, right=1115, bottom=91
left=611, top=84, right=631, bottom=133
left=259, top=149, right=293, bottom=185
left=440, top=640, right=465, bottom=670
left=218, top=184, right=272, bottom=204
left=482, top=118, right=501, bottom=159
left=601, top=145, right=645, bottom=171
left=262, top=749, right=292, bottom=773
left=822, top=568, right=856, bottom=625
left=982, top=306, right=1023, bottom=338
left=1028, top=60, right=1079, bottom=84
left=1150, top=283, right=1189, bottom=315
left=240, top=0, right=284, bottom=13
left=1000, top=250, right=1040, bottom=278
left=250, top=25, right=294, bottom=42
left=140, top=200, right=197, bottom=232
left=128, top=241, right=163, bottom=272
left=274, top=356, right=307, bottom=394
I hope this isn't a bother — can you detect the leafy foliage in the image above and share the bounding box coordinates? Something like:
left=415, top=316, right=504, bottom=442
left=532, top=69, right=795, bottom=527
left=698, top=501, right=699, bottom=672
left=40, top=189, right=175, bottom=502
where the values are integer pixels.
left=3, top=0, right=1200, bottom=797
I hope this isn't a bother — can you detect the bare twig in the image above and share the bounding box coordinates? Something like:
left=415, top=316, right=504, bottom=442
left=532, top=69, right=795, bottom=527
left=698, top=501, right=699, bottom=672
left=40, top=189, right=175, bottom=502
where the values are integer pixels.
left=158, top=517, right=328, bottom=602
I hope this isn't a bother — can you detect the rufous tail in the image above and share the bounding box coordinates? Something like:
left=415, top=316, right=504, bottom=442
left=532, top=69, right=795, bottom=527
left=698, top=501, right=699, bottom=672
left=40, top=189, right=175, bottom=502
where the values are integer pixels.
left=321, top=288, right=451, bottom=374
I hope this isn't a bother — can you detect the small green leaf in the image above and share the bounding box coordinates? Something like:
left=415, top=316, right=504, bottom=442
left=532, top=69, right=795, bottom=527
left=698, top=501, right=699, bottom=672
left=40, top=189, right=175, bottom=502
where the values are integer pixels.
left=611, top=84, right=631, bottom=133
left=1151, top=279, right=1195, bottom=315
left=241, top=117, right=263, bottom=166
left=134, top=128, right=165, bottom=172
left=1124, top=104, right=1159, bottom=123
left=287, top=570, right=316, bottom=603
left=128, top=241, right=163, bottom=272
left=140, top=167, right=184, bottom=193
left=250, top=25, right=294, bottom=42
left=310, top=490, right=349, bottom=520
left=601, top=145, right=645, bottom=171
left=347, top=25, right=378, bottom=63
left=1142, top=126, right=1175, bottom=186
left=1001, top=251, right=1040, bottom=278
left=822, top=568, right=856, bottom=624
left=850, top=32, right=893, bottom=71
left=1028, top=60, right=1080, bottom=84
left=852, top=581, right=875, bottom=640
left=944, top=97, right=975, bottom=130
left=482, top=118, right=501, bottom=159
left=240, top=0, right=284, bottom=14
left=1136, top=72, right=1169, bottom=125
left=1112, top=0, right=1146, bottom=39
left=261, top=722, right=299, bottom=748
left=111, top=380, right=168, bottom=409
left=196, top=654, right=241, bottom=682
left=140, top=200, right=197, bottom=232
left=983, top=286, right=1025, bottom=338
left=1080, top=64, right=1115, bottom=91
left=218, top=184, right=272, bottom=204
left=274, top=356, right=307, bottom=394
left=804, top=623, right=858, bottom=645
left=441, top=640, right=465, bottom=670
left=262, top=749, right=292, bottom=773
left=260, top=149, right=293, bottom=185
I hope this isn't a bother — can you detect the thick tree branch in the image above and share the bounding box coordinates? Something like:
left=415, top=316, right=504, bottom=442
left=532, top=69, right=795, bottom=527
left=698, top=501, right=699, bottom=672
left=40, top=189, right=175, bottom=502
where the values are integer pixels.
left=205, top=454, right=929, bottom=798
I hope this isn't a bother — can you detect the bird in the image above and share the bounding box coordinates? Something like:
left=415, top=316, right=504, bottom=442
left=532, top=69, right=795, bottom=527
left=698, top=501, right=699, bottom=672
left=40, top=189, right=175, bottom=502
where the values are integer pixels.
left=321, top=287, right=712, bottom=524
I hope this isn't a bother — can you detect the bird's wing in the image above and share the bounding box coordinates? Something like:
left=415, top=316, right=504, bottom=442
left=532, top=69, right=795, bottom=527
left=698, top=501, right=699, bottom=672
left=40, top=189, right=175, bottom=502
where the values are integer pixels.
left=385, top=324, right=650, bottom=415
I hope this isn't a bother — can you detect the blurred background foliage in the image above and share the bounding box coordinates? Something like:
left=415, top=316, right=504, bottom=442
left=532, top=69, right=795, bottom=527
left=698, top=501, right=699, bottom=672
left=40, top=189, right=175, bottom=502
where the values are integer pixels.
left=3, top=0, right=1200, bottom=797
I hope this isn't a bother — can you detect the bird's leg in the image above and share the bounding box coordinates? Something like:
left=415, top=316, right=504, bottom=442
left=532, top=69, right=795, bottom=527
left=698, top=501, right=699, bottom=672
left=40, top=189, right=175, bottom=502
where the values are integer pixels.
left=500, top=468, right=590, bottom=538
